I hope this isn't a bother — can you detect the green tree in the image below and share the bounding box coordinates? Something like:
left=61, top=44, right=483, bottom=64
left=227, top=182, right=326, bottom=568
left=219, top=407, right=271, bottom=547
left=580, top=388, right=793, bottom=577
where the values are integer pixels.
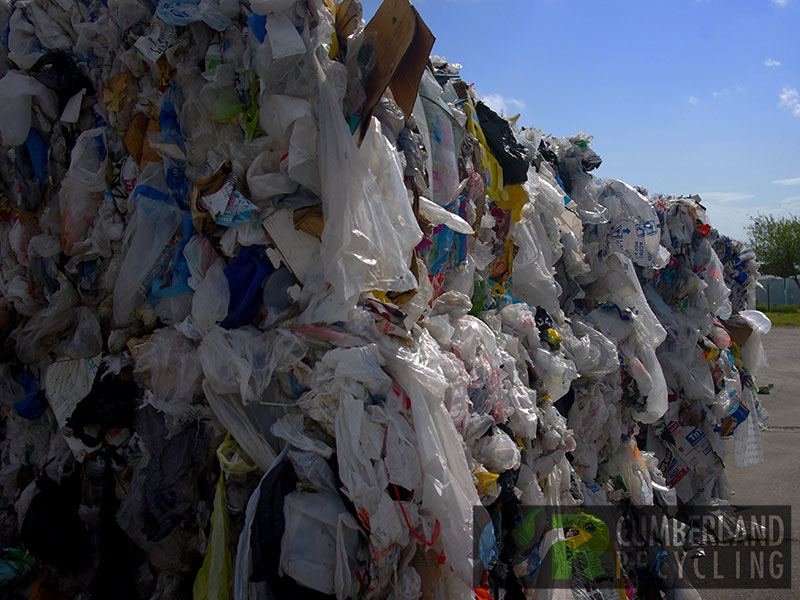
left=747, top=214, right=800, bottom=287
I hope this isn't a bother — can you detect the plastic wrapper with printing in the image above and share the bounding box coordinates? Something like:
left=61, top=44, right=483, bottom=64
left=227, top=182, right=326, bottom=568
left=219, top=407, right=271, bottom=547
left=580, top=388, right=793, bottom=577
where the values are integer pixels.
left=0, top=1, right=772, bottom=599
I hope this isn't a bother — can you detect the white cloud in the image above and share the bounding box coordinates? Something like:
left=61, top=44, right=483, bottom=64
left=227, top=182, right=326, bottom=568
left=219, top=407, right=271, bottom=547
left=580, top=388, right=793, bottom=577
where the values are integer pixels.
left=781, top=195, right=800, bottom=209
left=711, top=87, right=746, bottom=99
left=778, top=87, right=800, bottom=117
left=688, top=95, right=699, bottom=105
left=773, top=177, right=800, bottom=185
left=481, top=93, right=525, bottom=115
left=771, top=0, right=789, bottom=6
left=765, top=58, right=782, bottom=67
left=700, top=192, right=756, bottom=204
left=700, top=205, right=757, bottom=240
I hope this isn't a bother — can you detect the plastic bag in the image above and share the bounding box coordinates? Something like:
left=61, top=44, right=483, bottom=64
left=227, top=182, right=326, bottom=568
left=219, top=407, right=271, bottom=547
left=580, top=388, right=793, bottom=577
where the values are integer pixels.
left=739, top=310, right=772, bottom=375
left=598, top=253, right=667, bottom=348
left=596, top=179, right=669, bottom=268
left=59, top=128, right=108, bottom=254
left=279, top=491, right=360, bottom=597
left=113, top=166, right=183, bottom=325
left=12, top=276, right=78, bottom=364
left=221, top=246, right=272, bottom=329
left=0, top=71, right=58, bottom=146
left=316, top=56, right=417, bottom=303
left=419, top=70, right=460, bottom=204
left=133, top=328, right=201, bottom=427
left=562, top=317, right=618, bottom=379
left=246, top=148, right=299, bottom=201
left=59, top=307, right=103, bottom=359
left=184, top=234, right=219, bottom=290
left=615, top=439, right=655, bottom=506
left=623, top=344, right=668, bottom=424
left=360, top=118, right=424, bottom=255
left=204, top=382, right=277, bottom=472
left=192, top=258, right=230, bottom=333
left=287, top=450, right=339, bottom=494
left=194, top=436, right=257, bottom=600
left=511, top=202, right=561, bottom=316
left=699, top=242, right=732, bottom=320
left=733, top=388, right=763, bottom=468
left=474, top=429, right=521, bottom=472
left=258, top=94, right=320, bottom=194
left=199, top=326, right=306, bottom=403
left=272, top=413, right=334, bottom=458
left=474, top=100, right=528, bottom=185
left=380, top=330, right=481, bottom=588
left=418, top=196, right=474, bottom=234
left=193, top=471, right=233, bottom=600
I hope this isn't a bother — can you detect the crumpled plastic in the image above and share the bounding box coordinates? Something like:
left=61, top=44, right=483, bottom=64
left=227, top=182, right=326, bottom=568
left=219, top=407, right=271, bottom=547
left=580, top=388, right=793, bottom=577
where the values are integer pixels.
left=0, top=2, right=771, bottom=598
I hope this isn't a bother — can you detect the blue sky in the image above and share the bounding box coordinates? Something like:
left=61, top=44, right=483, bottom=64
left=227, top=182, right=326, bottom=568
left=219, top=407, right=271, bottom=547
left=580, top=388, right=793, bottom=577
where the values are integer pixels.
left=362, top=0, right=800, bottom=241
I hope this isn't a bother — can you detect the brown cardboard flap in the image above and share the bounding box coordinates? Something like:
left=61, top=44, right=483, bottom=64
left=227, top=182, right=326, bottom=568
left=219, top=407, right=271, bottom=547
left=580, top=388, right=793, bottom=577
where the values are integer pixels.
left=725, top=321, right=753, bottom=348
left=362, top=0, right=435, bottom=120
left=293, top=205, right=324, bottom=238
left=388, top=7, right=434, bottom=117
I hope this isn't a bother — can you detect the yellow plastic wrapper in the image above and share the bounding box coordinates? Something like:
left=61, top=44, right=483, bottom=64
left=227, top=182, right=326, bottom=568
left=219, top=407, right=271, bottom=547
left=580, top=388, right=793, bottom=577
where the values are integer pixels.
left=465, top=101, right=528, bottom=222
left=193, top=436, right=256, bottom=600
left=496, top=183, right=528, bottom=223
left=192, top=474, right=232, bottom=600
left=217, top=434, right=258, bottom=476
left=474, top=468, right=500, bottom=497
left=464, top=101, right=505, bottom=203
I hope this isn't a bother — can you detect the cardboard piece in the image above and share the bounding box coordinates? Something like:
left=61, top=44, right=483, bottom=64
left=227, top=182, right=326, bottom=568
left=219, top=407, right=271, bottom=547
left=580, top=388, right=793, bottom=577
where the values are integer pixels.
left=362, top=0, right=435, bottom=121
left=123, top=112, right=162, bottom=167
left=262, top=208, right=321, bottom=283
left=293, top=205, right=324, bottom=238
left=191, top=160, right=232, bottom=236
left=725, top=320, right=753, bottom=348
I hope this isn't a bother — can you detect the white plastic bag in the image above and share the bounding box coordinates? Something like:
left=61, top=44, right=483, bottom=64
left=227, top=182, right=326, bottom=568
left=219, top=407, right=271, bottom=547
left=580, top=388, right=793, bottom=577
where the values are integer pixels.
left=191, top=258, right=230, bottom=333
left=0, top=71, right=59, bottom=146
left=380, top=330, right=481, bottom=588
left=360, top=119, right=424, bottom=256
left=511, top=202, right=562, bottom=316
left=272, top=413, right=334, bottom=458
left=203, top=381, right=277, bottom=471
left=199, top=326, right=306, bottom=403
left=12, top=276, right=78, bottom=363
left=598, top=179, right=669, bottom=268
left=315, top=57, right=417, bottom=304
left=133, top=328, right=201, bottom=429
left=246, top=148, right=299, bottom=201
left=258, top=94, right=320, bottom=194
left=59, top=307, right=103, bottom=359
left=475, top=429, right=522, bottom=472
left=734, top=388, right=764, bottom=468
left=279, top=491, right=360, bottom=597
left=739, top=310, right=772, bottom=375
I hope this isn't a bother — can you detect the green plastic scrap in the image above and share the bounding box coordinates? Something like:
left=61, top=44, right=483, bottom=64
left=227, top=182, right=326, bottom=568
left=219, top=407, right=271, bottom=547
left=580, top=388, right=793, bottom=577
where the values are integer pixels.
left=0, top=548, right=35, bottom=584
left=242, top=81, right=264, bottom=141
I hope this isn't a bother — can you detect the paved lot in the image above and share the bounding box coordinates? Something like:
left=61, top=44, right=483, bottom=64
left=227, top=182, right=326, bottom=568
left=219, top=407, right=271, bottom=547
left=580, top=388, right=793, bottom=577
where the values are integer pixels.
left=699, top=326, right=800, bottom=599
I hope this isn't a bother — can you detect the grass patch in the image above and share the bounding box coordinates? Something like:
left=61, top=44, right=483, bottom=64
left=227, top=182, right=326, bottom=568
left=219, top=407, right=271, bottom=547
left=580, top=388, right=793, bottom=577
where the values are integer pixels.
left=756, top=304, right=800, bottom=314
left=764, top=312, right=800, bottom=327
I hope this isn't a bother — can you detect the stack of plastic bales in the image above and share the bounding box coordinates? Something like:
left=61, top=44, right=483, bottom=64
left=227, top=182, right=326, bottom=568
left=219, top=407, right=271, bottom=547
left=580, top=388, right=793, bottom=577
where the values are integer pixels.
left=0, top=0, right=771, bottom=598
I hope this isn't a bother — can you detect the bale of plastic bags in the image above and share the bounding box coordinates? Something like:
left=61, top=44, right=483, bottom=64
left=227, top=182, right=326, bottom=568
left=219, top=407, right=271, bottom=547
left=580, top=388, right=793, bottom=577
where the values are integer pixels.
left=0, top=1, right=771, bottom=598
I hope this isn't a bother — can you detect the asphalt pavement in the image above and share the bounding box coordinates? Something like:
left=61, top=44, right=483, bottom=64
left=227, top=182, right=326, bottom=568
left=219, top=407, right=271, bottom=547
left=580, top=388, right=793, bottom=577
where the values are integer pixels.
left=699, top=326, right=800, bottom=600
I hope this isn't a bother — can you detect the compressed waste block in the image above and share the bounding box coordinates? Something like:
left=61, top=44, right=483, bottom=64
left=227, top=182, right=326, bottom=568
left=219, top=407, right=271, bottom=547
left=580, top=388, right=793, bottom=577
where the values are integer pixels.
left=0, top=0, right=771, bottom=598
